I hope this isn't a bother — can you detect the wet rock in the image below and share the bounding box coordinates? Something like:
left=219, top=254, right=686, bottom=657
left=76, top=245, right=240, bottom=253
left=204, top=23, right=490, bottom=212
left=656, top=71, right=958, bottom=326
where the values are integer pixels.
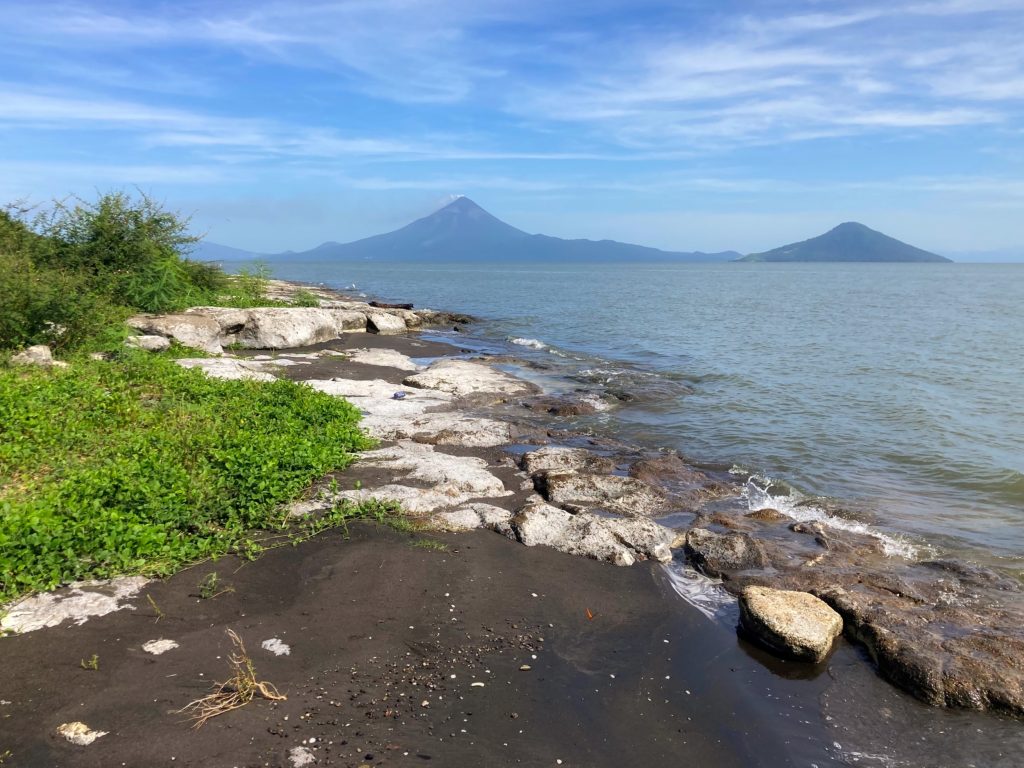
left=175, top=358, right=278, bottom=382
left=129, top=312, right=223, bottom=354
left=745, top=508, right=788, bottom=523
left=431, top=503, right=513, bottom=531
left=499, top=499, right=673, bottom=566
left=921, top=559, right=1022, bottom=593
left=404, top=359, right=536, bottom=398
left=739, top=586, right=843, bottom=663
left=520, top=394, right=607, bottom=417
left=536, top=472, right=668, bottom=516
left=628, top=454, right=735, bottom=507
left=519, top=446, right=616, bottom=476
left=124, top=334, right=171, bottom=352
left=10, top=344, right=68, bottom=368
left=366, top=312, right=408, bottom=335
left=685, top=527, right=768, bottom=578
left=817, top=584, right=1024, bottom=715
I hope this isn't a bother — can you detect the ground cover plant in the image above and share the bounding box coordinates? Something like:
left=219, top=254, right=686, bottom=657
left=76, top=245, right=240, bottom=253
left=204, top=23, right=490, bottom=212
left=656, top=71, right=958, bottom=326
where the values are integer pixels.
left=0, top=348, right=376, bottom=602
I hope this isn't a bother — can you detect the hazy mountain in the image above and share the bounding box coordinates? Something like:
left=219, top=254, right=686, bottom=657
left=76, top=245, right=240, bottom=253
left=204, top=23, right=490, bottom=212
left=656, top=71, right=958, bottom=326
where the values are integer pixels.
left=189, top=240, right=266, bottom=262
left=741, top=222, right=952, bottom=263
left=271, top=197, right=740, bottom=262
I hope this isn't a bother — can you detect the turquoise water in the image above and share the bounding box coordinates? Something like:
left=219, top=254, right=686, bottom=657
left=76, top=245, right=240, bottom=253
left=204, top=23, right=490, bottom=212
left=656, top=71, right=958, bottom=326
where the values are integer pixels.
left=271, top=260, right=1024, bottom=571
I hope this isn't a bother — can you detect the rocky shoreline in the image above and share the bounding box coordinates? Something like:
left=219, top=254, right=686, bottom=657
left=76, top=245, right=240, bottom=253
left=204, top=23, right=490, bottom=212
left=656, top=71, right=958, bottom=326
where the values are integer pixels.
left=2, top=277, right=1022, bottom=765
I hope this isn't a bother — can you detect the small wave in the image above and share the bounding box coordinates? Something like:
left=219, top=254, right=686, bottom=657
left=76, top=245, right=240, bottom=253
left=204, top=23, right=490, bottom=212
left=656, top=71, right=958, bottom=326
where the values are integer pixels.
left=508, top=336, right=548, bottom=350
left=663, top=563, right=737, bottom=621
left=739, top=472, right=918, bottom=559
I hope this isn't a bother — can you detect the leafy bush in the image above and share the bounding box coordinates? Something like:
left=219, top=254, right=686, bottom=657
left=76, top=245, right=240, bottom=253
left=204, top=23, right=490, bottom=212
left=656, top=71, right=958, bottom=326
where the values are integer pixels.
left=0, top=351, right=374, bottom=601
left=290, top=288, right=322, bottom=307
left=0, top=251, right=130, bottom=352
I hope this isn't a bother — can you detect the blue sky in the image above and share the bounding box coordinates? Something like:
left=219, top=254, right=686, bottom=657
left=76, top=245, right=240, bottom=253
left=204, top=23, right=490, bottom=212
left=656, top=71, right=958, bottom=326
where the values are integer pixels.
left=1, top=0, right=1023, bottom=256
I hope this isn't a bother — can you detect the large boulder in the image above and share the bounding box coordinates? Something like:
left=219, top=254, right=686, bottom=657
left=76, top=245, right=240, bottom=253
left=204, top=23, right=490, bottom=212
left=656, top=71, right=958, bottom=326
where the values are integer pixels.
left=403, top=359, right=535, bottom=398
left=739, top=586, right=843, bottom=663
left=129, top=313, right=223, bottom=354
left=499, top=500, right=674, bottom=566
left=233, top=308, right=348, bottom=349
left=537, top=472, right=667, bottom=516
left=366, top=312, right=407, bottom=335
left=9, top=345, right=67, bottom=369
left=685, top=527, right=767, bottom=577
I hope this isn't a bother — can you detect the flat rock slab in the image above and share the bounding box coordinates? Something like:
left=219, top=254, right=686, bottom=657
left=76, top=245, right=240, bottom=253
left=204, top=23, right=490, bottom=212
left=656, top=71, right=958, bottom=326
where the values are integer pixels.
left=347, top=348, right=424, bottom=371
left=124, top=335, right=171, bottom=352
left=1, top=576, right=149, bottom=634
left=739, top=586, right=842, bottom=663
left=129, top=313, right=224, bottom=354
left=519, top=446, right=617, bottom=476
left=430, top=503, right=514, bottom=532
left=331, top=442, right=512, bottom=515
left=366, top=312, right=408, bottom=335
left=404, top=359, right=536, bottom=398
left=498, top=499, right=674, bottom=566
left=538, top=472, right=668, bottom=517
left=175, top=358, right=278, bottom=382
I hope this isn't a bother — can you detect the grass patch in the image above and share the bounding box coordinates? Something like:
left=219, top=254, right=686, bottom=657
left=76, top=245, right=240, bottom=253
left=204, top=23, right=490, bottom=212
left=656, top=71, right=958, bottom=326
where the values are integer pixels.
left=0, top=349, right=374, bottom=602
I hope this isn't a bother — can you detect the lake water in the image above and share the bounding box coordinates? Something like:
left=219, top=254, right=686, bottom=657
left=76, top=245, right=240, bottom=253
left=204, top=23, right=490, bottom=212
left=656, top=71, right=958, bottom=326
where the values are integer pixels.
left=270, top=260, right=1024, bottom=573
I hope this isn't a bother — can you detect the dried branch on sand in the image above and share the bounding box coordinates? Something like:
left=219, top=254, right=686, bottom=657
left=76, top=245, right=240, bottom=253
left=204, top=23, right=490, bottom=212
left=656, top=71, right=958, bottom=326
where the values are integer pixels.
left=176, top=629, right=286, bottom=728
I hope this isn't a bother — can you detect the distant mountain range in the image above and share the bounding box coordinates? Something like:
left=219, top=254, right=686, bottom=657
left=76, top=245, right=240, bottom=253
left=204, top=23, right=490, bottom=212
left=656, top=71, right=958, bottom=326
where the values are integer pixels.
left=192, top=196, right=740, bottom=263
left=739, top=222, right=951, bottom=263
left=192, top=199, right=957, bottom=264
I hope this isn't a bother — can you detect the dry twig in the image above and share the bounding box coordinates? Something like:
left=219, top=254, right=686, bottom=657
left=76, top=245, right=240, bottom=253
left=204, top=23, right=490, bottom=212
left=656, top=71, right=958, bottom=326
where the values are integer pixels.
left=176, top=629, right=286, bottom=728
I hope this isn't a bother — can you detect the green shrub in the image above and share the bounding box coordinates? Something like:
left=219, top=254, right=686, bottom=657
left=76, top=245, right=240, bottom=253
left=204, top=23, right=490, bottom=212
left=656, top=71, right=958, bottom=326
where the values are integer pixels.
left=0, top=251, right=130, bottom=352
left=290, top=288, right=322, bottom=307
left=0, top=351, right=374, bottom=601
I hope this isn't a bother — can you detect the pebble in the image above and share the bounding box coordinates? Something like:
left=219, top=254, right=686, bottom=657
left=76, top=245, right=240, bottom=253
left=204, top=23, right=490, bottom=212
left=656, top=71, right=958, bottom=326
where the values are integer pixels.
left=519, top=664, right=532, bottom=671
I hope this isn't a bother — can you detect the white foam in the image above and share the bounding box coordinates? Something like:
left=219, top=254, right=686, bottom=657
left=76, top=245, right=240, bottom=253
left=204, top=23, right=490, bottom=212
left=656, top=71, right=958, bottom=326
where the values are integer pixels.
left=662, top=564, right=736, bottom=621
left=508, top=337, right=548, bottom=350
left=740, top=473, right=917, bottom=559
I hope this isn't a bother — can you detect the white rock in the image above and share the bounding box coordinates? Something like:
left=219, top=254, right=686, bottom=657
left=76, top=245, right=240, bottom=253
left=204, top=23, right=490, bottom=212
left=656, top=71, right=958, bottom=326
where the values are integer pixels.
left=520, top=446, right=616, bottom=476
left=175, top=358, right=277, bottom=382
left=403, top=358, right=534, bottom=398
left=366, top=312, right=408, bottom=335
left=9, top=344, right=68, bottom=368
left=124, top=335, right=171, bottom=352
left=232, top=307, right=348, bottom=349
left=58, top=721, right=107, bottom=746
left=500, top=500, right=675, bottom=566
left=540, top=472, right=667, bottom=516
left=346, top=348, right=424, bottom=371
left=289, top=746, right=316, bottom=767
left=431, top=503, right=513, bottom=531
left=128, top=313, right=224, bottom=354
left=334, top=442, right=511, bottom=515
left=262, top=638, right=291, bottom=656
left=142, top=638, right=179, bottom=655
left=1, top=576, right=149, bottom=634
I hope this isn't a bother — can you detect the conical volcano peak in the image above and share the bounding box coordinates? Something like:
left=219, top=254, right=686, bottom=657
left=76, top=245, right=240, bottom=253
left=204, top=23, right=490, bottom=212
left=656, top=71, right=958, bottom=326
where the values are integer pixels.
left=436, top=195, right=490, bottom=218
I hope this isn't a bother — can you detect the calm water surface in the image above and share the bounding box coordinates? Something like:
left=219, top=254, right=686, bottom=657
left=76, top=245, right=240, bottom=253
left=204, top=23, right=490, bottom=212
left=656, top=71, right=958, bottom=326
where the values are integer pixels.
left=271, top=261, right=1024, bottom=571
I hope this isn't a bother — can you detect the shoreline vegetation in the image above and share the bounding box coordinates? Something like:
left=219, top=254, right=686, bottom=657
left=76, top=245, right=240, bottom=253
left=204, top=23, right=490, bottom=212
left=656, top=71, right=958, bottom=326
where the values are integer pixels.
left=0, top=193, right=391, bottom=604
left=1, top=192, right=1022, bottom=764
